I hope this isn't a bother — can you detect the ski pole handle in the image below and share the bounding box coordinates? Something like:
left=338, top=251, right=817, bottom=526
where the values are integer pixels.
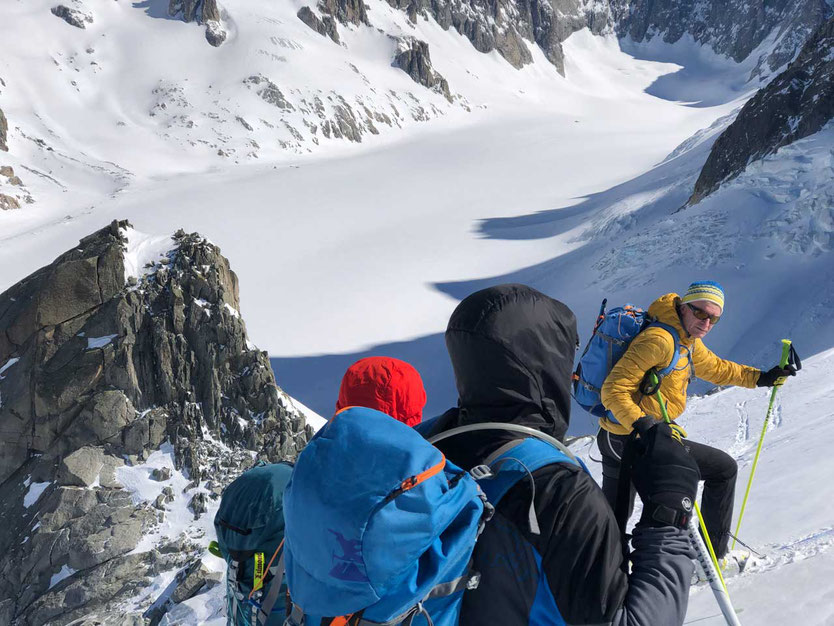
left=779, top=339, right=791, bottom=368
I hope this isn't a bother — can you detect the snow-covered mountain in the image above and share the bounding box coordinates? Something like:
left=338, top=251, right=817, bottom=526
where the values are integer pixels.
left=2, top=0, right=834, bottom=623
left=690, top=16, right=834, bottom=203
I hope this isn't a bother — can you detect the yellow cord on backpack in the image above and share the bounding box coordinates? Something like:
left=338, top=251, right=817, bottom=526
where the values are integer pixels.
left=253, top=552, right=265, bottom=592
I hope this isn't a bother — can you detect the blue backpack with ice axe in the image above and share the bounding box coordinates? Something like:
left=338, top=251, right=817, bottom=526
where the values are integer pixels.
left=281, top=406, right=585, bottom=626
left=573, top=299, right=686, bottom=421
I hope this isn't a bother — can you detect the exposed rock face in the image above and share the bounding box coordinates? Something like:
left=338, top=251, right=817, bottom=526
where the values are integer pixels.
left=205, top=19, right=227, bottom=46
left=0, top=220, right=312, bottom=624
left=0, top=166, right=32, bottom=210
left=143, top=559, right=221, bottom=625
left=318, top=0, right=369, bottom=26
left=244, top=75, right=295, bottom=110
left=0, top=165, right=23, bottom=185
left=0, top=194, right=20, bottom=210
left=386, top=0, right=609, bottom=72
left=0, top=107, right=7, bottom=151
left=50, top=4, right=93, bottom=29
left=385, top=0, right=831, bottom=75
left=298, top=6, right=341, bottom=44
left=612, top=0, right=832, bottom=76
left=202, top=0, right=220, bottom=22
left=393, top=38, right=452, bottom=102
left=168, top=0, right=227, bottom=46
left=690, top=17, right=834, bottom=204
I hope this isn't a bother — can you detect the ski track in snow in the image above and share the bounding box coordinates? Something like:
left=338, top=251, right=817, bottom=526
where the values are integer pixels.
left=673, top=349, right=834, bottom=624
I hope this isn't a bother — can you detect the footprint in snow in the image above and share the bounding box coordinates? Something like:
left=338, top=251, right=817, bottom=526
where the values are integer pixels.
left=730, top=401, right=749, bottom=457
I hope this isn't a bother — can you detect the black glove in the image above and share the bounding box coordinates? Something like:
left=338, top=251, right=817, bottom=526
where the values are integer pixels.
left=757, top=364, right=797, bottom=387
left=630, top=421, right=700, bottom=529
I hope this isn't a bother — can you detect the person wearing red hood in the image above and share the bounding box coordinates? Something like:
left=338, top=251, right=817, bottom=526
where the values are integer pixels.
left=335, top=356, right=426, bottom=427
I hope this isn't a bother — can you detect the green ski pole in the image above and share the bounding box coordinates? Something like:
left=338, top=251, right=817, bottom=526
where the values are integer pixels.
left=732, top=339, right=792, bottom=550
left=649, top=372, right=742, bottom=626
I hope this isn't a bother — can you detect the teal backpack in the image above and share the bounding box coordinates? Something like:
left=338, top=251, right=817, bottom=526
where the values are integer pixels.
left=213, top=462, right=292, bottom=625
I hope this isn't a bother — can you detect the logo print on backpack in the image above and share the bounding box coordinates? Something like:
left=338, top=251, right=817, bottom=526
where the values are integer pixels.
left=328, top=529, right=369, bottom=582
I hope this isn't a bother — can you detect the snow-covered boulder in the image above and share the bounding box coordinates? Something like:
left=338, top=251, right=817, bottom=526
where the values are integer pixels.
left=50, top=3, right=93, bottom=29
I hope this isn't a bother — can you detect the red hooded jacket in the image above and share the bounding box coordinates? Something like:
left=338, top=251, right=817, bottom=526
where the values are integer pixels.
left=335, top=357, right=426, bottom=427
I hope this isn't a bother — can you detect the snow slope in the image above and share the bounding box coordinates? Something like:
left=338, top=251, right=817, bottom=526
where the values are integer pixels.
left=677, top=349, right=834, bottom=624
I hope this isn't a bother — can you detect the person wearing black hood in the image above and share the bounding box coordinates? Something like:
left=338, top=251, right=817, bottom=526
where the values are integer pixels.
left=427, top=284, right=701, bottom=625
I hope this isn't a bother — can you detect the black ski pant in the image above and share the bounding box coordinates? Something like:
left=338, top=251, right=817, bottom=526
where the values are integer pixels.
left=597, top=428, right=738, bottom=558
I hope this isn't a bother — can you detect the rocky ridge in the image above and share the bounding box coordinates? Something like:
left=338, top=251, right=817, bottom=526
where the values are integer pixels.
left=380, top=0, right=831, bottom=76
left=319, top=0, right=369, bottom=26
left=385, top=0, right=609, bottom=73
left=0, top=220, right=312, bottom=624
left=689, top=16, right=834, bottom=204
left=611, top=0, right=832, bottom=78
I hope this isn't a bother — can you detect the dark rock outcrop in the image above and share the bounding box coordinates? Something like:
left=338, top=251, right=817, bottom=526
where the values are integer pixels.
left=0, top=107, right=7, bottom=152
left=168, top=0, right=227, bottom=46
left=689, top=17, right=834, bottom=204
left=244, top=75, right=295, bottom=110
left=50, top=4, right=93, bottom=29
left=0, top=166, right=33, bottom=209
left=0, top=220, right=312, bottom=624
left=393, top=39, right=452, bottom=102
left=318, top=0, right=369, bottom=26
left=205, top=19, right=227, bottom=46
left=0, top=194, right=19, bottom=210
left=143, top=559, right=221, bottom=625
left=386, top=0, right=608, bottom=72
left=0, top=165, right=23, bottom=186
left=298, top=6, right=341, bottom=44
left=202, top=0, right=220, bottom=22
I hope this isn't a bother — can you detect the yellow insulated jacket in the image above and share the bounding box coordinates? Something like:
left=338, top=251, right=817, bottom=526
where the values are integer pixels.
left=599, top=293, right=761, bottom=435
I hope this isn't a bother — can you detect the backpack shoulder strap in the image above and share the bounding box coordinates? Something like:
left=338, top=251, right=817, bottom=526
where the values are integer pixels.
left=647, top=321, right=685, bottom=378
left=477, top=438, right=588, bottom=509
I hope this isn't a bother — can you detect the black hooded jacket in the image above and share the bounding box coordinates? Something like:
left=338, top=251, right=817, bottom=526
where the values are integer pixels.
left=432, top=285, right=693, bottom=625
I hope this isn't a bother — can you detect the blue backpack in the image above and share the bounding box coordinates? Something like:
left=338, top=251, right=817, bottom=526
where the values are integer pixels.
left=573, top=299, right=688, bottom=421
left=213, top=462, right=292, bottom=626
left=282, top=406, right=585, bottom=626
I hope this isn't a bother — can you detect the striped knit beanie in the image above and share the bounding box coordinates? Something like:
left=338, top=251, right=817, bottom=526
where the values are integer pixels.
left=681, top=281, right=725, bottom=310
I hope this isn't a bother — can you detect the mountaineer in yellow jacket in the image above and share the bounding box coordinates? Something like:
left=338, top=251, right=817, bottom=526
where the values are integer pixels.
left=598, top=281, right=796, bottom=559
